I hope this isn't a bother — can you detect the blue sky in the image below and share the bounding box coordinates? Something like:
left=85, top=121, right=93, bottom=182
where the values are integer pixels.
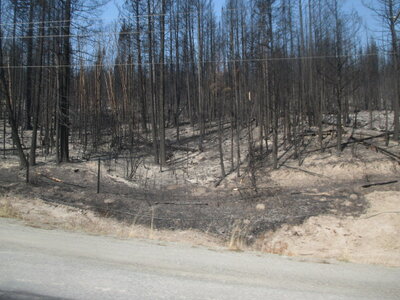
left=101, top=0, right=380, bottom=40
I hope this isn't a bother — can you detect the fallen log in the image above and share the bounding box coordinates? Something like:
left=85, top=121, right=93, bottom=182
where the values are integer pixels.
left=1, top=147, right=30, bottom=152
left=135, top=136, right=198, bottom=153
left=153, top=202, right=208, bottom=206
left=282, top=165, right=329, bottom=178
left=168, top=144, right=198, bottom=153
left=303, top=132, right=392, bottom=155
left=349, top=136, right=400, bottom=162
left=302, top=129, right=336, bottom=137
left=363, top=211, right=400, bottom=219
left=362, top=180, right=398, bottom=188
left=39, top=173, right=87, bottom=189
left=39, top=173, right=62, bottom=182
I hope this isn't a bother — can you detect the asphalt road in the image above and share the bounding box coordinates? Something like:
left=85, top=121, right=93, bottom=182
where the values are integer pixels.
left=0, top=218, right=399, bottom=300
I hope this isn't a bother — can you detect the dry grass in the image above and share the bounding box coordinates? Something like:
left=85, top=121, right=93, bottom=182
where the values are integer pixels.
left=262, top=241, right=291, bottom=256
left=0, top=194, right=224, bottom=249
left=228, top=220, right=250, bottom=251
left=0, top=200, right=20, bottom=219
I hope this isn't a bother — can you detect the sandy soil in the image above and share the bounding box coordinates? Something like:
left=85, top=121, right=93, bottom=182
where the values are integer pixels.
left=254, top=191, right=400, bottom=267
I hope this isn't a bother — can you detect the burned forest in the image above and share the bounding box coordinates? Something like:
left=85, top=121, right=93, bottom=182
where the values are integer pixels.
left=1, top=0, right=400, bottom=265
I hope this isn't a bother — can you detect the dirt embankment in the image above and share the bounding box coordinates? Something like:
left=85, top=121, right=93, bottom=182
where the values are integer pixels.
left=250, top=147, right=400, bottom=267
left=254, top=191, right=400, bottom=266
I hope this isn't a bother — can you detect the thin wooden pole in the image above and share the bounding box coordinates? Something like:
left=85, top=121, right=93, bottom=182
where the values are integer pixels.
left=97, top=157, right=100, bottom=193
left=3, top=107, right=5, bottom=158
left=26, top=153, right=30, bottom=183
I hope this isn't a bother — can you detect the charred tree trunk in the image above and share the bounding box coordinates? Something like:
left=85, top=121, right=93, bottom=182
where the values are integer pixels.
left=147, top=0, right=159, bottom=164
left=0, top=4, right=27, bottom=168
left=25, top=1, right=35, bottom=130
left=30, top=1, right=47, bottom=166
left=57, top=0, right=72, bottom=162
left=159, top=0, right=166, bottom=166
